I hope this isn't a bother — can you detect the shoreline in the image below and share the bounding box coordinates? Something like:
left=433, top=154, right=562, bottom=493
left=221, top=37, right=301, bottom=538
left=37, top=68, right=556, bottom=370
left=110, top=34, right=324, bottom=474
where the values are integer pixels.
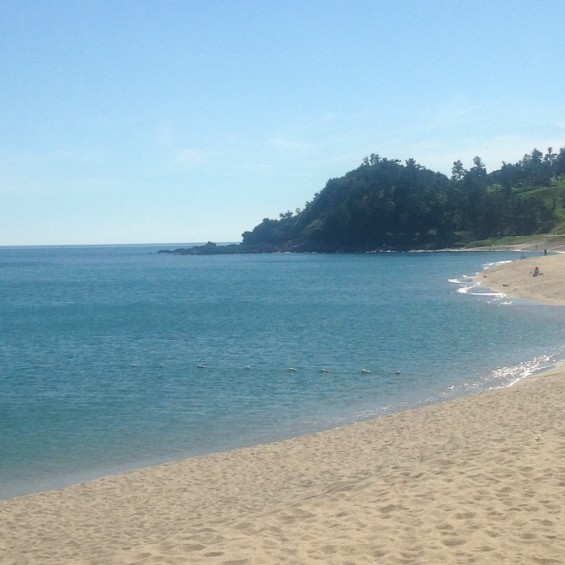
left=2, top=367, right=564, bottom=563
left=2, top=254, right=565, bottom=563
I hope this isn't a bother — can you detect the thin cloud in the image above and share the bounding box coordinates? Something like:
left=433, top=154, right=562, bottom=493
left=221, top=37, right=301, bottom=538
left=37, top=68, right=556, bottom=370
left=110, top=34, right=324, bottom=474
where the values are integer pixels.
left=175, top=148, right=210, bottom=166
left=321, top=112, right=338, bottom=123
left=0, top=148, right=99, bottom=167
left=0, top=175, right=44, bottom=195
left=155, top=124, right=175, bottom=146
left=271, top=136, right=316, bottom=154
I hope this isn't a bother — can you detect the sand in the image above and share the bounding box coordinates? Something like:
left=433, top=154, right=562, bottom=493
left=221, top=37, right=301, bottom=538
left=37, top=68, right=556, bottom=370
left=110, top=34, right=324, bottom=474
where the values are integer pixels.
left=475, top=252, right=565, bottom=305
left=2, top=258, right=565, bottom=564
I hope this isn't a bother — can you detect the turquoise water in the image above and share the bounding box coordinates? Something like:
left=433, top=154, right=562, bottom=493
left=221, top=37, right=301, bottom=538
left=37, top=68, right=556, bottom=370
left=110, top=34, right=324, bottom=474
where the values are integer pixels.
left=2, top=246, right=565, bottom=498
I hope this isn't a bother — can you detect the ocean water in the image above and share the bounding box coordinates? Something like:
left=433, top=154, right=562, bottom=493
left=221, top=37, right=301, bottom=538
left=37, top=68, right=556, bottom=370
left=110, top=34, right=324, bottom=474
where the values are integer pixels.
left=2, top=245, right=565, bottom=499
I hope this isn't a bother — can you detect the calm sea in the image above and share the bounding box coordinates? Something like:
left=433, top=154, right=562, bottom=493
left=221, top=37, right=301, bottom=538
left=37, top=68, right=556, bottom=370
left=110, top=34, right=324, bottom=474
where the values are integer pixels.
left=2, top=245, right=565, bottom=498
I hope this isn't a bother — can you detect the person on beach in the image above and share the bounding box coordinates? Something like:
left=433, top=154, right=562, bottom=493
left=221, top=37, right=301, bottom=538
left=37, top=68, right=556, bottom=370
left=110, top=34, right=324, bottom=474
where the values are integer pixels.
left=532, top=266, right=542, bottom=277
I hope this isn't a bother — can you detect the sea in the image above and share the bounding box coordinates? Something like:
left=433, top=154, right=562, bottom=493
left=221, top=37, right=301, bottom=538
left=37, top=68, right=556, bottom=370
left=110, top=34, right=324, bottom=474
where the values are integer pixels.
left=2, top=245, right=565, bottom=499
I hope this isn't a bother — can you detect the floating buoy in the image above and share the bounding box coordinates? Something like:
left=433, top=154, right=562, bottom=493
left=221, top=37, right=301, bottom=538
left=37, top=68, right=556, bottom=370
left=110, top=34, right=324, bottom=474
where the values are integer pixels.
left=394, top=370, right=401, bottom=375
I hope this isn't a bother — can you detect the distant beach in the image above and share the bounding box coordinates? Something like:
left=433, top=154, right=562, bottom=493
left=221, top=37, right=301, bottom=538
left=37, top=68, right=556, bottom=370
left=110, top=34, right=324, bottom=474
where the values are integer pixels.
left=476, top=251, right=565, bottom=305
left=1, top=254, right=564, bottom=563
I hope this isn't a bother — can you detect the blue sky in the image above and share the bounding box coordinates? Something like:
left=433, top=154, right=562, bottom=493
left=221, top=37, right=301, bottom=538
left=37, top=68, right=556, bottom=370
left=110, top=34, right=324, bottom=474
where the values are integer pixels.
left=2, top=0, right=565, bottom=245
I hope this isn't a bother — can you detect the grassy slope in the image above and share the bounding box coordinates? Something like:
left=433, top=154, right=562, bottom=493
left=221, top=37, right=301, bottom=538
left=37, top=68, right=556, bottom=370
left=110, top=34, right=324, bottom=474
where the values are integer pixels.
left=470, top=178, right=565, bottom=250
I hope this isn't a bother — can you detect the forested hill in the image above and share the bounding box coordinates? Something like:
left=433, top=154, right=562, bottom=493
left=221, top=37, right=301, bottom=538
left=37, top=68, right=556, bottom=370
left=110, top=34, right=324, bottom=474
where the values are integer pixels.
left=162, top=147, right=565, bottom=255
left=239, top=148, right=565, bottom=252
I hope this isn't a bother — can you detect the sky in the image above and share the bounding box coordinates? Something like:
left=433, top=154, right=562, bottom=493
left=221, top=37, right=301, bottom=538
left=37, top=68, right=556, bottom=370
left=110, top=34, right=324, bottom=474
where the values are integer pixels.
left=2, top=1, right=565, bottom=246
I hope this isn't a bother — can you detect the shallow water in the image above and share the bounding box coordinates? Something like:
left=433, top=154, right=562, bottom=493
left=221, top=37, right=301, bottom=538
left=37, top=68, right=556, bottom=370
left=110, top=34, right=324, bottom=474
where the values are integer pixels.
left=1, top=245, right=564, bottom=498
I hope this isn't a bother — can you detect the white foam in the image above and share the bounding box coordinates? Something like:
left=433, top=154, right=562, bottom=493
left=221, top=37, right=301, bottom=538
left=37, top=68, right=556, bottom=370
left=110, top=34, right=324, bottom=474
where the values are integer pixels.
left=490, top=354, right=556, bottom=389
left=483, top=259, right=513, bottom=268
left=467, top=291, right=506, bottom=298
left=457, top=285, right=503, bottom=297
left=453, top=276, right=507, bottom=301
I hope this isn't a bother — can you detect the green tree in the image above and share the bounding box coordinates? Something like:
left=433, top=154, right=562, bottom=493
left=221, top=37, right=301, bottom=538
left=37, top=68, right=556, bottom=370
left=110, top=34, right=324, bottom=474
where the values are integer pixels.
left=451, top=160, right=466, bottom=182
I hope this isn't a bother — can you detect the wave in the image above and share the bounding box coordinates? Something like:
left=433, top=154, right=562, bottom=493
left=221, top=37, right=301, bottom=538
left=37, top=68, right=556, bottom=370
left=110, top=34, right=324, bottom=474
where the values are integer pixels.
left=449, top=270, right=508, bottom=301
left=482, top=259, right=513, bottom=268
left=489, top=352, right=563, bottom=388
left=457, top=287, right=506, bottom=299
left=448, top=276, right=474, bottom=284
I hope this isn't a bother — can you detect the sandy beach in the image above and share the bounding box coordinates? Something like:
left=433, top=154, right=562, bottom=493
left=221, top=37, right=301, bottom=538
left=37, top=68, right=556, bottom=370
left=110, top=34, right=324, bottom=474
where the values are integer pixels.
left=2, top=257, right=565, bottom=564
left=475, top=252, right=565, bottom=305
